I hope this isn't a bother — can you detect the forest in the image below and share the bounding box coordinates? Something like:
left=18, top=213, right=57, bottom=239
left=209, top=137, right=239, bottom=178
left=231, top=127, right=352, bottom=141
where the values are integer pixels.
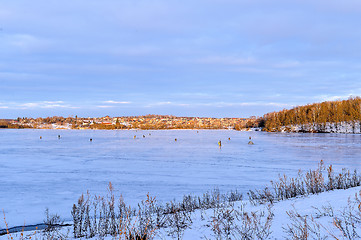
left=263, top=97, right=361, bottom=132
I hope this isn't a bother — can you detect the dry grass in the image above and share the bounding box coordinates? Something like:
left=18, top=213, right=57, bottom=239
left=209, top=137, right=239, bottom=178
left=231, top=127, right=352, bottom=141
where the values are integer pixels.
left=2, top=210, right=38, bottom=240
left=284, top=190, right=361, bottom=240
left=70, top=184, right=244, bottom=239
left=248, top=161, right=361, bottom=205
left=71, top=183, right=158, bottom=239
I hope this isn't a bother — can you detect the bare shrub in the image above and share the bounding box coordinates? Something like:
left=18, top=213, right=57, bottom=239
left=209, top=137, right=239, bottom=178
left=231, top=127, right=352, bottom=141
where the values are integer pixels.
left=285, top=191, right=361, bottom=240
left=42, top=208, right=69, bottom=239
left=207, top=201, right=273, bottom=240
left=327, top=192, right=361, bottom=239
left=236, top=204, right=274, bottom=240
left=210, top=203, right=239, bottom=240
left=163, top=202, right=193, bottom=240
left=272, top=171, right=306, bottom=201
left=71, top=182, right=157, bottom=239
left=157, top=188, right=242, bottom=217
left=312, top=204, right=334, bottom=219
left=304, top=161, right=325, bottom=194
left=1, top=210, right=39, bottom=240
left=284, top=207, right=327, bottom=240
left=69, top=183, right=247, bottom=239
left=136, top=193, right=159, bottom=239
left=248, top=161, right=361, bottom=205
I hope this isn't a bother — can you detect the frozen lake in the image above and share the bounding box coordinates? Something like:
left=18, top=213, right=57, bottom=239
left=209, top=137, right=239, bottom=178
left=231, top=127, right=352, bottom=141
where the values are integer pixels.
left=1, top=129, right=361, bottom=227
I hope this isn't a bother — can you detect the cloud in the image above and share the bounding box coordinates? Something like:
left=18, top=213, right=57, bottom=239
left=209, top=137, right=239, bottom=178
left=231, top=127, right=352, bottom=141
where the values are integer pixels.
left=316, top=94, right=356, bottom=102
left=144, top=101, right=292, bottom=108
left=96, top=105, right=115, bottom=108
left=239, top=102, right=293, bottom=107
left=103, top=100, right=131, bottom=104
left=0, top=102, right=9, bottom=109
left=199, top=102, right=293, bottom=108
left=153, top=101, right=172, bottom=105
left=3, top=101, right=134, bottom=110
left=272, top=61, right=301, bottom=69
left=5, top=101, right=79, bottom=109
left=195, top=56, right=256, bottom=65
left=1, top=0, right=361, bottom=118
left=145, top=101, right=173, bottom=107
left=110, top=45, right=161, bottom=57
left=1, top=33, right=51, bottom=53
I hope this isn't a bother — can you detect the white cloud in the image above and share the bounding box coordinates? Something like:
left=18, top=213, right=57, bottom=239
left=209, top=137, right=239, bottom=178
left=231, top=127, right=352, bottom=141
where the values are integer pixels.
left=1, top=33, right=51, bottom=53
left=96, top=105, right=115, bottom=108
left=316, top=94, right=355, bottom=102
left=145, top=101, right=173, bottom=107
left=96, top=105, right=114, bottom=108
left=8, top=101, right=78, bottom=109
left=110, top=45, right=161, bottom=57
left=154, top=101, right=172, bottom=105
left=202, top=102, right=293, bottom=108
left=103, top=100, right=131, bottom=104
left=195, top=56, right=256, bottom=65
left=145, top=101, right=292, bottom=108
left=273, top=61, right=301, bottom=68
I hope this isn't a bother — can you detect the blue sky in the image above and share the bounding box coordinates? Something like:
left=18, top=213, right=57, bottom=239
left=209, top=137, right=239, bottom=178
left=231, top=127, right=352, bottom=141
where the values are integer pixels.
left=1, top=0, right=361, bottom=118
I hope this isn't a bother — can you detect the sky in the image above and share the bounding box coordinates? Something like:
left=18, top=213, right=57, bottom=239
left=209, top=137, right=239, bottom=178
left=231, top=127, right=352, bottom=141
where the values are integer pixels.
left=1, top=0, right=361, bottom=118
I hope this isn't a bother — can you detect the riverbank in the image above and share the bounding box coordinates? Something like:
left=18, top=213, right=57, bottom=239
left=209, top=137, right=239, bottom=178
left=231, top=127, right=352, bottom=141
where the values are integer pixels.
left=3, top=160, right=361, bottom=239
left=2, top=184, right=360, bottom=239
left=273, top=121, right=361, bottom=134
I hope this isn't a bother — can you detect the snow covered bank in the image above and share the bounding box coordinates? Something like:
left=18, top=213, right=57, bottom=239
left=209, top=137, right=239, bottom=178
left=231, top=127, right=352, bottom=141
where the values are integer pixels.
left=3, top=160, right=361, bottom=239
left=281, top=121, right=361, bottom=133
left=181, top=186, right=361, bottom=239
left=2, top=187, right=361, bottom=239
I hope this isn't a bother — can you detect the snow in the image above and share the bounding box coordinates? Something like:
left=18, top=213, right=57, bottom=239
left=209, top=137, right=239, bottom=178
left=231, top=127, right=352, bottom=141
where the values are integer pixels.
left=283, top=121, right=361, bottom=133
left=180, top=186, right=361, bottom=239
left=2, top=187, right=361, bottom=239
left=1, top=129, right=361, bottom=231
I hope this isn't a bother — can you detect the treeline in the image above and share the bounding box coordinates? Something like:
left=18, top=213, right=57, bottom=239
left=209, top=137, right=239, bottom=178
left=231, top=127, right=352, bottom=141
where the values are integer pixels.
left=16, top=116, right=75, bottom=125
left=263, top=97, right=361, bottom=132
left=0, top=120, right=31, bottom=129
left=132, top=120, right=228, bottom=130
left=86, top=123, right=127, bottom=130
left=235, top=117, right=262, bottom=130
left=4, top=115, right=260, bottom=130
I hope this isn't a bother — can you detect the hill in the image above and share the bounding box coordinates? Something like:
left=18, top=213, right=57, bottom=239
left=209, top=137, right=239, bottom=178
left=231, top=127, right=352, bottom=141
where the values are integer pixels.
left=263, top=97, right=361, bottom=133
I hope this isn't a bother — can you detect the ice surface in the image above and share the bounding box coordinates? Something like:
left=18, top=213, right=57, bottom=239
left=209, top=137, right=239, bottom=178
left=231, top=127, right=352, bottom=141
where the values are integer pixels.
left=1, top=129, right=361, bottom=228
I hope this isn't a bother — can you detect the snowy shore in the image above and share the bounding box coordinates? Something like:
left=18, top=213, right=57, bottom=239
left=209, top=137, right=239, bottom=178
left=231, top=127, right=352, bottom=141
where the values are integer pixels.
left=281, top=121, right=361, bottom=134
left=2, top=186, right=361, bottom=239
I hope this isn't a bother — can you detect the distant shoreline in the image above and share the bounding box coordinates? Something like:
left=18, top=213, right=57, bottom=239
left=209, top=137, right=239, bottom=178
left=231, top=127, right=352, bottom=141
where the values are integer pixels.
left=0, top=127, right=260, bottom=131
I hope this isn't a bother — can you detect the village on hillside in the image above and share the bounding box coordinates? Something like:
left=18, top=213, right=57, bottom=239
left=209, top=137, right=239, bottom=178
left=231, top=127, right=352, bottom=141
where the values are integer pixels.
left=0, top=115, right=260, bottom=130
